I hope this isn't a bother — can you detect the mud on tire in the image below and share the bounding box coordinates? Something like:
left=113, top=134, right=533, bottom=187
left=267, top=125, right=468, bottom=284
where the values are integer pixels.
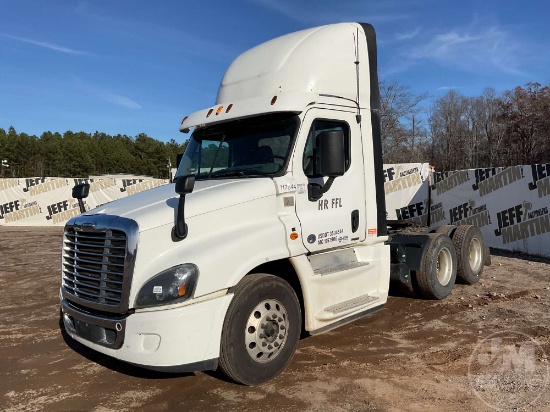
left=435, top=224, right=457, bottom=238
left=415, top=233, right=457, bottom=300
left=452, top=225, right=484, bottom=284
left=218, top=274, right=301, bottom=386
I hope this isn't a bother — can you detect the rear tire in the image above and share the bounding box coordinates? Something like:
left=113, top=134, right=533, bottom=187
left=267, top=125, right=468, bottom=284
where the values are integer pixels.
left=452, top=225, right=484, bottom=284
left=435, top=224, right=456, bottom=238
left=218, top=274, right=301, bottom=386
left=416, top=233, right=457, bottom=300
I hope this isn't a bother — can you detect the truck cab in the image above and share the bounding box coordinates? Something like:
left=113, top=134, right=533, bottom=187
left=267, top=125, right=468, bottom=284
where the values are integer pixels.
left=60, top=22, right=487, bottom=385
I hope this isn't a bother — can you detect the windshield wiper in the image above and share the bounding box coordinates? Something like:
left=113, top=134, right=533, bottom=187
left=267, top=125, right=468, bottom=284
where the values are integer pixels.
left=209, top=171, right=247, bottom=179
left=207, top=134, right=227, bottom=179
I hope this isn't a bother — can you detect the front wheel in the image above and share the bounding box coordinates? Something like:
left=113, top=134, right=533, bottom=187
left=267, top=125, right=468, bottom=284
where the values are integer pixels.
left=218, top=274, right=301, bottom=386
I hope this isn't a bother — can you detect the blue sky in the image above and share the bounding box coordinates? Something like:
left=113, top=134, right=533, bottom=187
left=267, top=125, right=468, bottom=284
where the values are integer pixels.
left=1, top=0, right=549, bottom=142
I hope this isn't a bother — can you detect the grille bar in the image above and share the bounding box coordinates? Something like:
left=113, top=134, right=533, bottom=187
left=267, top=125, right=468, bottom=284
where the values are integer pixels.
left=65, top=278, right=123, bottom=295
left=63, top=285, right=121, bottom=302
left=64, top=255, right=125, bottom=267
left=64, top=233, right=126, bottom=241
left=63, top=249, right=125, bottom=259
left=64, top=240, right=126, bottom=250
left=63, top=262, right=125, bottom=277
left=62, top=269, right=123, bottom=285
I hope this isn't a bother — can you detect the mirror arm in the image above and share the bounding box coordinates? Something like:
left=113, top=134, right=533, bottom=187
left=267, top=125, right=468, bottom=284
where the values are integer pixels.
left=173, top=175, right=195, bottom=240
left=307, top=177, right=336, bottom=201
left=77, top=198, right=86, bottom=214
left=174, top=195, right=188, bottom=239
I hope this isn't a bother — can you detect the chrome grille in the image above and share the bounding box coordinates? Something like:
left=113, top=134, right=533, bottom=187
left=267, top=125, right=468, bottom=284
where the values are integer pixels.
left=62, top=228, right=127, bottom=307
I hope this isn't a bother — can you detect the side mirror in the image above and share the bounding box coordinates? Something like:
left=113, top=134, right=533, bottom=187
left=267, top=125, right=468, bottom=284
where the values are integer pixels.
left=317, top=130, right=345, bottom=177
left=174, top=175, right=195, bottom=240
left=175, top=175, right=195, bottom=195
left=72, top=183, right=90, bottom=200
left=307, top=131, right=345, bottom=201
left=72, top=183, right=90, bottom=213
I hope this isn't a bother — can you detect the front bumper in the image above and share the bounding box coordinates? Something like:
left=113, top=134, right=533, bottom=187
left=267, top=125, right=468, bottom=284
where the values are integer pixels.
left=61, top=293, right=233, bottom=372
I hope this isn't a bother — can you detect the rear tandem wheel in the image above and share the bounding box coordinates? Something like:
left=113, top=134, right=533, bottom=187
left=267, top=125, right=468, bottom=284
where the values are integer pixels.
left=415, top=233, right=458, bottom=300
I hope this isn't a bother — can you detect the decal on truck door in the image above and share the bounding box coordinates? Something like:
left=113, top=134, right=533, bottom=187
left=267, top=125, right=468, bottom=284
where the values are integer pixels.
left=318, top=198, right=343, bottom=210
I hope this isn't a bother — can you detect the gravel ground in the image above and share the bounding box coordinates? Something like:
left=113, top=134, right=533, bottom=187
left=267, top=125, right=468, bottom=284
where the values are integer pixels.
left=1, top=226, right=549, bottom=412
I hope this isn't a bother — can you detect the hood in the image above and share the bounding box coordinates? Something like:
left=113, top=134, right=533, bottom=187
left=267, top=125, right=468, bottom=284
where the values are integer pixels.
left=82, top=178, right=277, bottom=232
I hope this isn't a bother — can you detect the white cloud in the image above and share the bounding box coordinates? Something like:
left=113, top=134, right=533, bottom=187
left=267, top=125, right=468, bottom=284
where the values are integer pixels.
left=71, top=76, right=141, bottom=109
left=100, top=92, right=142, bottom=110
left=246, top=0, right=410, bottom=24
left=72, top=2, right=234, bottom=62
left=2, top=34, right=90, bottom=55
left=381, top=22, right=537, bottom=79
left=409, top=25, right=527, bottom=76
left=395, top=27, right=421, bottom=41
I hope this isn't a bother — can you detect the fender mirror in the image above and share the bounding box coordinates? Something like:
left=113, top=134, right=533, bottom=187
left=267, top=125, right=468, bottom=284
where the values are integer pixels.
left=72, top=183, right=90, bottom=213
left=174, top=175, right=195, bottom=239
left=175, top=174, right=195, bottom=195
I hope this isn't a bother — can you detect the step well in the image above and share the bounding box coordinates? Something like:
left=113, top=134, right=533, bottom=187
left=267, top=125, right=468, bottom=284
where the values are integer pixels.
left=324, top=294, right=380, bottom=315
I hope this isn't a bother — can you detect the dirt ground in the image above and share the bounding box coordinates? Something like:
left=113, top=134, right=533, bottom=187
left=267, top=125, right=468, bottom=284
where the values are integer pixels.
left=1, top=226, right=549, bottom=412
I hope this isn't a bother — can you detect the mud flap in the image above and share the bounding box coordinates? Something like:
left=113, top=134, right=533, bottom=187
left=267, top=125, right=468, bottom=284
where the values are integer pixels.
left=484, top=246, right=491, bottom=266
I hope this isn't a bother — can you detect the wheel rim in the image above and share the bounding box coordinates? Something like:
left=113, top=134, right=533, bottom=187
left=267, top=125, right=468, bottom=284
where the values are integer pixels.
left=436, top=246, right=453, bottom=285
left=469, top=237, right=483, bottom=273
left=245, top=299, right=289, bottom=363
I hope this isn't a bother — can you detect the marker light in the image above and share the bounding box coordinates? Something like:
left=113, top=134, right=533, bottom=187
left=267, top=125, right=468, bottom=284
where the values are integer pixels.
left=271, top=96, right=278, bottom=105
left=207, top=108, right=214, bottom=117
left=216, top=106, right=223, bottom=115
left=226, top=104, right=233, bottom=113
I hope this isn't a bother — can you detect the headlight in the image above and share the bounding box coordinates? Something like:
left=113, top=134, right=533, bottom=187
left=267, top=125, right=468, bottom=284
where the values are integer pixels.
left=135, top=264, right=198, bottom=308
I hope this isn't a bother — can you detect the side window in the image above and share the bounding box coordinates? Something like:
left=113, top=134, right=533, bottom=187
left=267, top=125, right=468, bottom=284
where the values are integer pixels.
left=303, top=119, right=351, bottom=177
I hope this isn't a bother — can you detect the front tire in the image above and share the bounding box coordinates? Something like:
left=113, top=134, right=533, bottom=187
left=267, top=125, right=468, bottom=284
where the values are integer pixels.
left=219, top=274, right=301, bottom=385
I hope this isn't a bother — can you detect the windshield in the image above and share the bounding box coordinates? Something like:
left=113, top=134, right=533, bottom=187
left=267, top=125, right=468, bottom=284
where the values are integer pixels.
left=177, top=113, right=299, bottom=180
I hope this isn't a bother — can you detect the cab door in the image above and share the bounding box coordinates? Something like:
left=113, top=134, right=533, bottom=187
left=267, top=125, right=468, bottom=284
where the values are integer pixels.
left=294, top=108, right=366, bottom=252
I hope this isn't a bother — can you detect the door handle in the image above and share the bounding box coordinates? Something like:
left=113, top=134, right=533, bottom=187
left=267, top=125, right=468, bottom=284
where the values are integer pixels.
left=351, top=210, right=359, bottom=233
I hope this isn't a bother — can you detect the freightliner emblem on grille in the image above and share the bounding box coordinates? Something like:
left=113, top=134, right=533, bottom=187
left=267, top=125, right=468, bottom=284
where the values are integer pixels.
left=76, top=222, right=97, bottom=229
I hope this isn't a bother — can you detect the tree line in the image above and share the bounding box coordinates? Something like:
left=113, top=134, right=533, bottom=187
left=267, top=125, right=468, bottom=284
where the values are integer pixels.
left=0, top=129, right=187, bottom=178
left=380, top=82, right=550, bottom=170
left=1, top=81, right=548, bottom=178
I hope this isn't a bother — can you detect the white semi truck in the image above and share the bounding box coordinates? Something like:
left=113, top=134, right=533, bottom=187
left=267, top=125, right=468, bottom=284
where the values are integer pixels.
left=61, top=22, right=489, bottom=385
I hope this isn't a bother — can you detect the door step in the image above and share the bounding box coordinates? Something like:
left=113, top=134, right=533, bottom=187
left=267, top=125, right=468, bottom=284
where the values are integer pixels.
left=309, top=248, right=369, bottom=276
left=314, top=261, right=369, bottom=276
left=323, top=294, right=379, bottom=315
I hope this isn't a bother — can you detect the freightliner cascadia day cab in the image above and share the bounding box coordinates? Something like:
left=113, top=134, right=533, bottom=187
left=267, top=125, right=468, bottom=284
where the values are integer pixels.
left=61, top=23, right=489, bottom=385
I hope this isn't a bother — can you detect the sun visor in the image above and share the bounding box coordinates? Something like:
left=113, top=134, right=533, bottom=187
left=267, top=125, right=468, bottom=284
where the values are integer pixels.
left=179, top=92, right=315, bottom=133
